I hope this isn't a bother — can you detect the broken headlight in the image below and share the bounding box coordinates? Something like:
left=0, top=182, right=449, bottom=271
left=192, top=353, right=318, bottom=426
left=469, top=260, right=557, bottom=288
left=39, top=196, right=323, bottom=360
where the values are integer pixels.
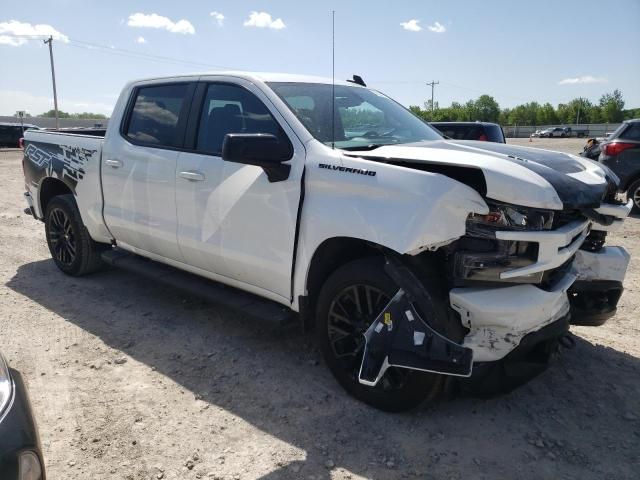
left=450, top=201, right=555, bottom=285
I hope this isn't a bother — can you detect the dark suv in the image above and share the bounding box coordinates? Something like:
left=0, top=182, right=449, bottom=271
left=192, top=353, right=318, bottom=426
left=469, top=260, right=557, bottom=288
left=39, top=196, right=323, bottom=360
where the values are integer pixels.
left=430, top=121, right=506, bottom=143
left=0, top=123, right=40, bottom=148
left=598, top=119, right=640, bottom=210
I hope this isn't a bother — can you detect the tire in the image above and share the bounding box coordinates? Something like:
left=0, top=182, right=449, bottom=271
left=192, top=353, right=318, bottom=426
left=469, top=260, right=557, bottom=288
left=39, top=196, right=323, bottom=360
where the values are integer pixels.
left=561, top=133, right=566, bottom=138
left=315, top=257, right=456, bottom=412
left=628, top=179, right=640, bottom=212
left=44, top=194, right=107, bottom=276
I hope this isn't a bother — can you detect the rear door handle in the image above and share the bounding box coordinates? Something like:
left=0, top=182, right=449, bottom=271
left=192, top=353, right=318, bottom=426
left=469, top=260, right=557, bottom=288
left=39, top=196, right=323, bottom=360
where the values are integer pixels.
left=179, top=170, right=205, bottom=182
left=105, top=159, right=123, bottom=168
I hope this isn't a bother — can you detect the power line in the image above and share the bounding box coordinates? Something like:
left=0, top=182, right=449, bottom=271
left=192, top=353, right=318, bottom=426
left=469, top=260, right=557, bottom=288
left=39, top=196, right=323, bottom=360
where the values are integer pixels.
left=0, top=33, right=242, bottom=71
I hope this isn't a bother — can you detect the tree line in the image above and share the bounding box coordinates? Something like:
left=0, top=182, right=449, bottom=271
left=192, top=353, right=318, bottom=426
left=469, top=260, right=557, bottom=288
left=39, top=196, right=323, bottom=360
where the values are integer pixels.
left=410, top=89, right=639, bottom=125
left=16, top=110, right=108, bottom=120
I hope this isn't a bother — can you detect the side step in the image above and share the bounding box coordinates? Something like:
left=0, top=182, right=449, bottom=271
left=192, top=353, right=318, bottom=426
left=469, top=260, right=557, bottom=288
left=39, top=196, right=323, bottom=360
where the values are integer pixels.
left=101, top=248, right=295, bottom=324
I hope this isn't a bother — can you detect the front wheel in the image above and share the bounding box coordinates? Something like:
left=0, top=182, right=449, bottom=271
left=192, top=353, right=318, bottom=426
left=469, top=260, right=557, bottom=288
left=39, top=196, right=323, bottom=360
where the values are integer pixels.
left=315, top=257, right=451, bottom=412
left=45, top=194, right=107, bottom=276
left=628, top=179, right=640, bottom=212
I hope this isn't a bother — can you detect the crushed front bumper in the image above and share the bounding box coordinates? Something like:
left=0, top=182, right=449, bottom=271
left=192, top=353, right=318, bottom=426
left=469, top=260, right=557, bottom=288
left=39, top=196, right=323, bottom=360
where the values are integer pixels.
left=449, top=245, right=630, bottom=363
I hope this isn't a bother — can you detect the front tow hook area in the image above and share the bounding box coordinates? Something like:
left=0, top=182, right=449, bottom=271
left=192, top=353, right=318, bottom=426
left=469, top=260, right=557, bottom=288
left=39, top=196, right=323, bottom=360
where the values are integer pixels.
left=358, top=289, right=473, bottom=386
left=568, top=280, right=624, bottom=326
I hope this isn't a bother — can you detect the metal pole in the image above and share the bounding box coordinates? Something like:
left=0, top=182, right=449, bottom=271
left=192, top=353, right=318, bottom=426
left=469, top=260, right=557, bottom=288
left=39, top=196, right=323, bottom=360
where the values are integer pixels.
left=44, top=36, right=59, bottom=130
left=426, top=80, right=439, bottom=120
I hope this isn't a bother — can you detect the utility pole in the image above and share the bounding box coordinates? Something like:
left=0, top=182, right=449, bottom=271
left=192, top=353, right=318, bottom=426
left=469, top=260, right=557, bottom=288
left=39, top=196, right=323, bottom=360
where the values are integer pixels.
left=43, top=36, right=60, bottom=130
left=426, top=80, right=439, bottom=120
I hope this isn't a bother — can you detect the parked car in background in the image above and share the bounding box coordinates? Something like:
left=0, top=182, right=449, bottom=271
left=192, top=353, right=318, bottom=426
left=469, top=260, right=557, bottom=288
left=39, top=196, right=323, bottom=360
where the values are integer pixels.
left=539, top=127, right=567, bottom=138
left=0, top=352, right=45, bottom=479
left=430, top=121, right=505, bottom=143
left=0, top=123, right=40, bottom=148
left=599, top=119, right=640, bottom=210
left=563, top=126, right=589, bottom=138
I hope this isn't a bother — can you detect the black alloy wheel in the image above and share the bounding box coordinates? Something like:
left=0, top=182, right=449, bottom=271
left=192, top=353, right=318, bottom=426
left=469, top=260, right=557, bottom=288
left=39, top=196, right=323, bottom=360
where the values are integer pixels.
left=47, top=207, right=77, bottom=266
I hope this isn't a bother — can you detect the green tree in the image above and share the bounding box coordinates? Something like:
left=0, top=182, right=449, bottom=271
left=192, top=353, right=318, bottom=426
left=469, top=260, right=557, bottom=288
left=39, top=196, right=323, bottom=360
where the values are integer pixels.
left=599, top=89, right=625, bottom=122
left=473, top=95, right=500, bottom=122
left=536, top=103, right=558, bottom=125
left=38, top=110, right=107, bottom=119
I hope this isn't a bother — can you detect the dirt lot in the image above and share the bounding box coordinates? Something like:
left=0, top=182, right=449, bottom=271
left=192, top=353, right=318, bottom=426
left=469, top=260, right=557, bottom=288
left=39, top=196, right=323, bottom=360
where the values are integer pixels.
left=0, top=143, right=639, bottom=480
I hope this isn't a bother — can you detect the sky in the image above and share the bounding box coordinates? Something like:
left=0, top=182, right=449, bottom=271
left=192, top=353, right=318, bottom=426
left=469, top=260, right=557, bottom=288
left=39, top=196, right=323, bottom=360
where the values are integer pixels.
left=1, top=0, right=639, bottom=116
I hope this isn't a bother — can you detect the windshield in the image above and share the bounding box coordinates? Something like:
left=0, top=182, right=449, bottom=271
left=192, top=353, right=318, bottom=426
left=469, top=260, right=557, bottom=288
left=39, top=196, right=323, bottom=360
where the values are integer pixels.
left=267, top=82, right=442, bottom=150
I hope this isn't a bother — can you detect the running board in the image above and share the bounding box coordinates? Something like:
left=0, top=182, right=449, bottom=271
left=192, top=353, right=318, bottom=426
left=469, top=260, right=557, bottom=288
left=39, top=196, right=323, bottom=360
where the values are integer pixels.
left=101, top=248, right=295, bottom=325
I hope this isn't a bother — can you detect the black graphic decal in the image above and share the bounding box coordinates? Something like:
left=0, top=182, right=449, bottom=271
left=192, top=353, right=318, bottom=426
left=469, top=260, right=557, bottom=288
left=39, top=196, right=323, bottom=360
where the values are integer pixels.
left=24, top=142, right=96, bottom=194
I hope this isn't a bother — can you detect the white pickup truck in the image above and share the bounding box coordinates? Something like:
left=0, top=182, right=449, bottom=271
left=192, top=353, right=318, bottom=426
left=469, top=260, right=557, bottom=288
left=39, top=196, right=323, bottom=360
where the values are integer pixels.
left=22, top=72, right=632, bottom=411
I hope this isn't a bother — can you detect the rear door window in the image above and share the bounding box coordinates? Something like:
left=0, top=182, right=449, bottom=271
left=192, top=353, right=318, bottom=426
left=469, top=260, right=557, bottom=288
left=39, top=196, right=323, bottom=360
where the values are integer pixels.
left=125, top=84, right=190, bottom=147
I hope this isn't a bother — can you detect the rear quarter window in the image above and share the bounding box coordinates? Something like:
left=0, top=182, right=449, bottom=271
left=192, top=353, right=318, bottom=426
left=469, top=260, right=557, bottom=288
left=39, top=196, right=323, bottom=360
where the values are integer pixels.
left=619, top=123, right=640, bottom=141
left=484, top=124, right=505, bottom=143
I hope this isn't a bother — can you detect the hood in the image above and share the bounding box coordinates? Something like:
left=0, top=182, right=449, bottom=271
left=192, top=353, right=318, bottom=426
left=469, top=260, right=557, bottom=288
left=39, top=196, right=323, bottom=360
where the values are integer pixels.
left=346, top=140, right=616, bottom=210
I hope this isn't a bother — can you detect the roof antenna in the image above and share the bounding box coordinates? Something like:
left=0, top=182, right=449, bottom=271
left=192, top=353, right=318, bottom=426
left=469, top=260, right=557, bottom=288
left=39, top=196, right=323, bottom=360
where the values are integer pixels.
left=331, top=10, right=335, bottom=150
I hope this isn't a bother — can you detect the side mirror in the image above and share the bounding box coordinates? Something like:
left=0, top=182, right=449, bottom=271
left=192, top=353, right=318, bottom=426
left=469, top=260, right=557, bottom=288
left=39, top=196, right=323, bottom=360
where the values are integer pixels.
left=222, top=133, right=292, bottom=182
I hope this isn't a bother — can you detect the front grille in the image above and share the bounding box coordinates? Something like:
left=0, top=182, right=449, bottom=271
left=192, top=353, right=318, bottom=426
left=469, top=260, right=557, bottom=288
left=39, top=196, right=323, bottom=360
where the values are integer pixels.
left=552, top=209, right=586, bottom=229
left=540, top=257, right=574, bottom=291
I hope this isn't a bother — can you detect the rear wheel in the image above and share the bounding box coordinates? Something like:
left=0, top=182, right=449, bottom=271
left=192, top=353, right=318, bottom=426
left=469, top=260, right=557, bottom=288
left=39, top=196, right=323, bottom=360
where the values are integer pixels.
left=628, top=179, right=640, bottom=212
left=315, top=257, right=450, bottom=412
left=45, top=194, right=107, bottom=276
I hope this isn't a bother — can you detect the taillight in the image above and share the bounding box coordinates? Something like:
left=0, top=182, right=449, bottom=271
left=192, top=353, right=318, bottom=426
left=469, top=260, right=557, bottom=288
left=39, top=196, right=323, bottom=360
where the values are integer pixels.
left=602, top=142, right=636, bottom=156
left=19, top=138, right=25, bottom=149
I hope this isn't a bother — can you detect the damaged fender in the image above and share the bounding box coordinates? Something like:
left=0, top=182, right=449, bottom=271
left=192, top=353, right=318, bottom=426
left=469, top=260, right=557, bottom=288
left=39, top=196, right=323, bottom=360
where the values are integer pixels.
left=359, top=289, right=473, bottom=386
left=359, top=256, right=473, bottom=386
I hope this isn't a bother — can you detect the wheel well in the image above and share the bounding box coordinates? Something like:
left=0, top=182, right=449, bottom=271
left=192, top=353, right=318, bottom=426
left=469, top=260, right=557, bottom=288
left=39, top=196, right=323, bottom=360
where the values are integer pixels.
left=302, top=237, right=385, bottom=327
left=624, top=174, right=640, bottom=193
left=39, top=178, right=72, bottom=215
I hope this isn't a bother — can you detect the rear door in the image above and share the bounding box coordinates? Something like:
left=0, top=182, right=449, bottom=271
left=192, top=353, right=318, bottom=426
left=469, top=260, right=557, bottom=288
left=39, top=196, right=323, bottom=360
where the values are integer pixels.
left=102, top=81, right=195, bottom=261
left=175, top=78, right=304, bottom=301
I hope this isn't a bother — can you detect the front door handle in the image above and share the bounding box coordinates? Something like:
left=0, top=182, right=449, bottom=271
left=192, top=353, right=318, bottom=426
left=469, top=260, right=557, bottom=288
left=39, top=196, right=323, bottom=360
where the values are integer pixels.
left=179, top=170, right=205, bottom=182
left=105, top=159, right=123, bottom=168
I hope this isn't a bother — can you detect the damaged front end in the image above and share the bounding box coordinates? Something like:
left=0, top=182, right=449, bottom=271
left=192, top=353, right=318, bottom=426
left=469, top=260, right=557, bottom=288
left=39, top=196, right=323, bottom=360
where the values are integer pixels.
left=357, top=197, right=631, bottom=389
left=445, top=197, right=631, bottom=363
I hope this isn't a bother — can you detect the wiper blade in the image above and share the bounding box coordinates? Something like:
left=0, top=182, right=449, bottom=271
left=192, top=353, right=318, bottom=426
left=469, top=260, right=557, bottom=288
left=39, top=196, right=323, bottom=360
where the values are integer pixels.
left=340, top=144, right=386, bottom=151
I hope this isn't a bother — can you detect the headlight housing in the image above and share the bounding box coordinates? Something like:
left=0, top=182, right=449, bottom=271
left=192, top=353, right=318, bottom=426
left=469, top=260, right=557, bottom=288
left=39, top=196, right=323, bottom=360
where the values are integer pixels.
left=0, top=353, right=13, bottom=419
left=449, top=201, right=555, bottom=285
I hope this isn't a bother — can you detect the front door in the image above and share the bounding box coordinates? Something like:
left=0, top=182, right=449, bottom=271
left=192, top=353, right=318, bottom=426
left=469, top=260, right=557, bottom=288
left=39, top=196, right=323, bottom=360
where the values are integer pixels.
left=175, top=79, right=304, bottom=301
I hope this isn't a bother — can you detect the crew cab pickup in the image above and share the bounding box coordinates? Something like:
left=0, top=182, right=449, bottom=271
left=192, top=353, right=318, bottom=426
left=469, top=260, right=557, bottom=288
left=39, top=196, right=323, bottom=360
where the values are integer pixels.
left=22, top=73, right=632, bottom=411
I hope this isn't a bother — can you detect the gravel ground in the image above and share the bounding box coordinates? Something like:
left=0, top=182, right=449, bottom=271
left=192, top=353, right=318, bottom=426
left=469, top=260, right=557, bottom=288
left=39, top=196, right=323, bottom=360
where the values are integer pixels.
left=0, top=143, right=639, bottom=480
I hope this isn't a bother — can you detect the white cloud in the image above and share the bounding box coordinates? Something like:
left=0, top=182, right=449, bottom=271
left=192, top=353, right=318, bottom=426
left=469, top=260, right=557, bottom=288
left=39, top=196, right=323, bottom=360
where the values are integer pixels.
left=427, top=21, right=446, bottom=33
left=558, top=75, right=608, bottom=85
left=0, top=90, right=114, bottom=116
left=0, top=20, right=68, bottom=46
left=135, top=36, right=146, bottom=44
left=127, top=13, right=195, bottom=35
left=243, top=11, right=286, bottom=30
left=400, top=19, right=422, bottom=32
left=210, top=11, right=225, bottom=27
